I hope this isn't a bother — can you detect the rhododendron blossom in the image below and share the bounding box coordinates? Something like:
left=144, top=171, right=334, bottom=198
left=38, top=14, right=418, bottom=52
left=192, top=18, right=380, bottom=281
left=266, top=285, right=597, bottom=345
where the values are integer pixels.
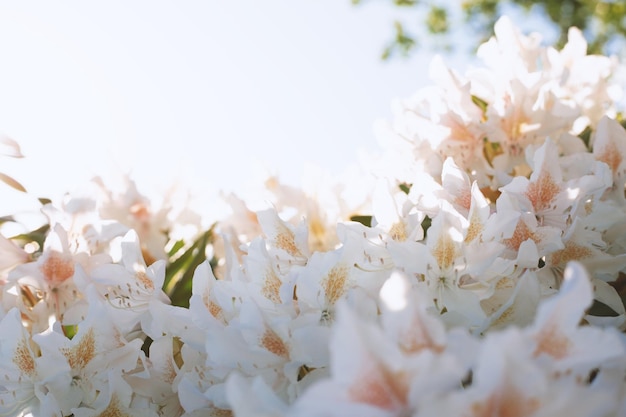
left=1, top=15, right=626, bottom=417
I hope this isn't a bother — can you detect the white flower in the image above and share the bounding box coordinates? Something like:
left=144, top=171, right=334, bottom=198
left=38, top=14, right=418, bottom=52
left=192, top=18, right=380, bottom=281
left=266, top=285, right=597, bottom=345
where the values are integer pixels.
left=551, top=27, right=619, bottom=130
left=5, top=224, right=99, bottom=332
left=33, top=296, right=144, bottom=414
left=289, top=301, right=465, bottom=417
left=419, top=265, right=626, bottom=417
left=0, top=233, right=29, bottom=277
left=206, top=298, right=329, bottom=403
left=243, top=238, right=295, bottom=311
left=372, top=178, right=423, bottom=244
left=189, top=260, right=244, bottom=332
left=71, top=373, right=158, bottom=417
left=295, top=236, right=386, bottom=324
left=593, top=116, right=626, bottom=196
left=256, top=208, right=309, bottom=269
left=526, top=262, right=626, bottom=377
left=226, top=373, right=287, bottom=417
left=175, top=346, right=230, bottom=415
left=419, top=326, right=618, bottom=417
left=94, top=175, right=202, bottom=264
left=125, top=336, right=185, bottom=417
left=0, top=309, right=63, bottom=417
left=86, top=229, right=170, bottom=336
left=388, top=201, right=489, bottom=326
left=483, top=203, right=563, bottom=269
left=476, top=16, right=543, bottom=77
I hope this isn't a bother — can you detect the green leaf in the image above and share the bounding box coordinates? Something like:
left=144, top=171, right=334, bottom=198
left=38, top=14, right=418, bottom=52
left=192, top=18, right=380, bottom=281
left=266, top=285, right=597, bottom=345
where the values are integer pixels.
left=349, top=215, right=372, bottom=227
left=164, top=226, right=214, bottom=308
left=383, top=21, right=417, bottom=60
left=421, top=215, right=432, bottom=236
left=62, top=324, right=78, bottom=339
left=426, top=6, right=449, bottom=34
left=578, top=126, right=592, bottom=149
left=588, top=300, right=621, bottom=317
left=11, top=224, right=50, bottom=250
left=483, top=138, right=503, bottom=165
left=141, top=336, right=153, bottom=357
left=393, top=0, right=417, bottom=6
left=167, top=239, right=186, bottom=258
left=471, top=95, right=489, bottom=119
left=163, top=230, right=208, bottom=291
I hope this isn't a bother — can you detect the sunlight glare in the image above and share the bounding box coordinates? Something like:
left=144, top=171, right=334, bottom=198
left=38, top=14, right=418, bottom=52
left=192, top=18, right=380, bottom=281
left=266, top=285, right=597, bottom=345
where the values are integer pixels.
left=380, top=271, right=409, bottom=311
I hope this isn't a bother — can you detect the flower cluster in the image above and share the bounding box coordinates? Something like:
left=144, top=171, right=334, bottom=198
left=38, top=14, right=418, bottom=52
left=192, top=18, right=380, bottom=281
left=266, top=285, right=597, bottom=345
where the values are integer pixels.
left=0, top=16, right=626, bottom=417
left=231, top=264, right=626, bottom=417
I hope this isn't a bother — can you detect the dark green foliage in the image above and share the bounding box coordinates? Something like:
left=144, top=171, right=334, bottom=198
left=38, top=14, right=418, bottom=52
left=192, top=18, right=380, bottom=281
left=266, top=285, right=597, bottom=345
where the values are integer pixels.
left=164, top=226, right=215, bottom=308
left=426, top=6, right=449, bottom=34
left=350, top=214, right=373, bottom=227
left=382, top=21, right=418, bottom=60
left=353, top=0, right=626, bottom=59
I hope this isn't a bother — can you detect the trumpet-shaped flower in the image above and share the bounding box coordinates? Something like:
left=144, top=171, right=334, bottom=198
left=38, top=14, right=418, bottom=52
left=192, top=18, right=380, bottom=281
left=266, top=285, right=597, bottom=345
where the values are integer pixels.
left=549, top=27, right=620, bottom=131
left=85, top=229, right=170, bottom=337
left=94, top=175, right=202, bottom=264
left=0, top=234, right=29, bottom=278
left=189, top=260, right=245, bottom=333
left=71, top=373, right=158, bottom=417
left=476, top=16, right=543, bottom=77
left=419, top=327, right=619, bottom=417
left=295, top=234, right=388, bottom=324
left=288, top=300, right=466, bottom=417
left=372, top=179, right=424, bottom=244
left=4, top=224, right=102, bottom=332
left=33, top=296, right=144, bottom=414
left=388, top=201, right=491, bottom=326
left=526, top=262, right=626, bottom=377
left=483, top=202, right=563, bottom=270
left=125, top=336, right=185, bottom=417
left=226, top=373, right=288, bottom=417
left=257, top=208, right=309, bottom=270
left=478, top=270, right=542, bottom=331
left=593, top=116, right=626, bottom=197
left=243, top=238, right=295, bottom=312
left=501, top=138, right=613, bottom=232
left=0, top=308, right=63, bottom=417
left=206, top=296, right=331, bottom=403
left=540, top=218, right=626, bottom=316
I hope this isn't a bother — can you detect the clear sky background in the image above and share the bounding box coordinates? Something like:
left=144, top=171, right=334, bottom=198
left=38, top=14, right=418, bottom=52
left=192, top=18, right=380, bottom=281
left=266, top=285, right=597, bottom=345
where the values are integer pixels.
left=0, top=1, right=476, bottom=215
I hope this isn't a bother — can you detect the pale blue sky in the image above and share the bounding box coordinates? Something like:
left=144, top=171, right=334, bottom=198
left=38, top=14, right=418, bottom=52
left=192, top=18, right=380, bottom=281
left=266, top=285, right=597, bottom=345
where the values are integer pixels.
left=0, top=1, right=486, bottom=213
